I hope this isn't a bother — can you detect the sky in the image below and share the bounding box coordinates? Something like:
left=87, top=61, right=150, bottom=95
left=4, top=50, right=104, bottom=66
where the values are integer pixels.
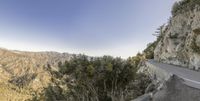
left=0, top=0, right=176, bottom=58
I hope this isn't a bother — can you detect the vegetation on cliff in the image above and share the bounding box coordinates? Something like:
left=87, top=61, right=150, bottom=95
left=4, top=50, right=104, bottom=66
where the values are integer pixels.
left=143, top=25, right=165, bottom=59
left=172, top=0, right=200, bottom=16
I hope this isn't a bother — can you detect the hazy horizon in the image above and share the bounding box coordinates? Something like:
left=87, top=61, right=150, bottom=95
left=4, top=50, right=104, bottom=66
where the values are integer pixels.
left=0, top=0, right=176, bottom=58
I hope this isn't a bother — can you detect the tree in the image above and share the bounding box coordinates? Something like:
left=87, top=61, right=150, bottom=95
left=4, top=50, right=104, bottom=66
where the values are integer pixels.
left=42, top=54, right=151, bottom=101
left=143, top=25, right=165, bottom=59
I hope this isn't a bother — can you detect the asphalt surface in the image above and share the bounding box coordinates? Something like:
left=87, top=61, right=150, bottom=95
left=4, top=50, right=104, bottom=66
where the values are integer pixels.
left=147, top=60, right=200, bottom=89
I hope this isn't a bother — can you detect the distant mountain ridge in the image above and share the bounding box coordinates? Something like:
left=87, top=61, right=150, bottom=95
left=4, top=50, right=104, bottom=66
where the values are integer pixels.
left=0, top=48, right=73, bottom=100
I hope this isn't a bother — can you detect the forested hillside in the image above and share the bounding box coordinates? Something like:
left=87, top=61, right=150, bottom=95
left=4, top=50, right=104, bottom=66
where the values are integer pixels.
left=42, top=55, right=151, bottom=101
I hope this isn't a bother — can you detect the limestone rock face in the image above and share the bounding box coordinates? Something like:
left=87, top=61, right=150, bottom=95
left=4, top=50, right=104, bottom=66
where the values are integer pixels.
left=154, top=6, right=200, bottom=70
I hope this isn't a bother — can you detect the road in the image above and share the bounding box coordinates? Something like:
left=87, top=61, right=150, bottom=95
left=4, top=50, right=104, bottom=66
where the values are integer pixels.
left=147, top=60, right=200, bottom=89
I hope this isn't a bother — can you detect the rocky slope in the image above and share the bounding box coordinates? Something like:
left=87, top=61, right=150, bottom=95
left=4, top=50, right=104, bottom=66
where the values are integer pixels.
left=135, top=1, right=200, bottom=101
left=154, top=1, right=200, bottom=71
left=0, top=48, right=72, bottom=100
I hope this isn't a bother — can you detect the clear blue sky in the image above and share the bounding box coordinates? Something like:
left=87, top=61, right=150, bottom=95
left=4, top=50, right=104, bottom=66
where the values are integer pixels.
left=0, top=0, right=176, bottom=58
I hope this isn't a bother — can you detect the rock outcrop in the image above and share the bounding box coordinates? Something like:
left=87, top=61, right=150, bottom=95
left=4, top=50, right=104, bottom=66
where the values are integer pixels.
left=135, top=1, right=200, bottom=101
left=153, top=75, right=200, bottom=101
left=154, top=2, right=200, bottom=70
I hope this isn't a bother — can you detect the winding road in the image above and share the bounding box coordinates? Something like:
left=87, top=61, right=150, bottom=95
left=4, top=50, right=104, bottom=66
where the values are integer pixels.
left=147, top=60, right=200, bottom=89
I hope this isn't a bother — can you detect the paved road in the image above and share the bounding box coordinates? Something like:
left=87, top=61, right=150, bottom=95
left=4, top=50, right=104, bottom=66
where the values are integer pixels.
left=147, top=60, right=200, bottom=89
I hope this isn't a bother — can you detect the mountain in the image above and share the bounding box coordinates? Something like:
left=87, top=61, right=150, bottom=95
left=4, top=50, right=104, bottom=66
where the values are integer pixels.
left=0, top=48, right=73, bottom=101
left=0, top=48, right=151, bottom=101
left=2, top=1, right=200, bottom=101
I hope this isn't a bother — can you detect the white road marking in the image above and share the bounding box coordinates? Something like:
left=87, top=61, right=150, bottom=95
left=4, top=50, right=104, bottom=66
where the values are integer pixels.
left=182, top=77, right=200, bottom=85
left=147, top=60, right=200, bottom=89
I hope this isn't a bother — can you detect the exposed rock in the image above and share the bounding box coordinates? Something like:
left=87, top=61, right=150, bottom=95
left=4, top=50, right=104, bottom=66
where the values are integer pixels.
left=153, top=75, right=200, bottom=101
left=131, top=94, right=152, bottom=101
left=134, top=1, right=200, bottom=101
left=154, top=5, right=200, bottom=70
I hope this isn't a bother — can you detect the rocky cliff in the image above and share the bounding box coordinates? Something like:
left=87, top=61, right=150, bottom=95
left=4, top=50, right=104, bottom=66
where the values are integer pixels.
left=135, top=1, right=200, bottom=101
left=154, top=0, right=200, bottom=71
